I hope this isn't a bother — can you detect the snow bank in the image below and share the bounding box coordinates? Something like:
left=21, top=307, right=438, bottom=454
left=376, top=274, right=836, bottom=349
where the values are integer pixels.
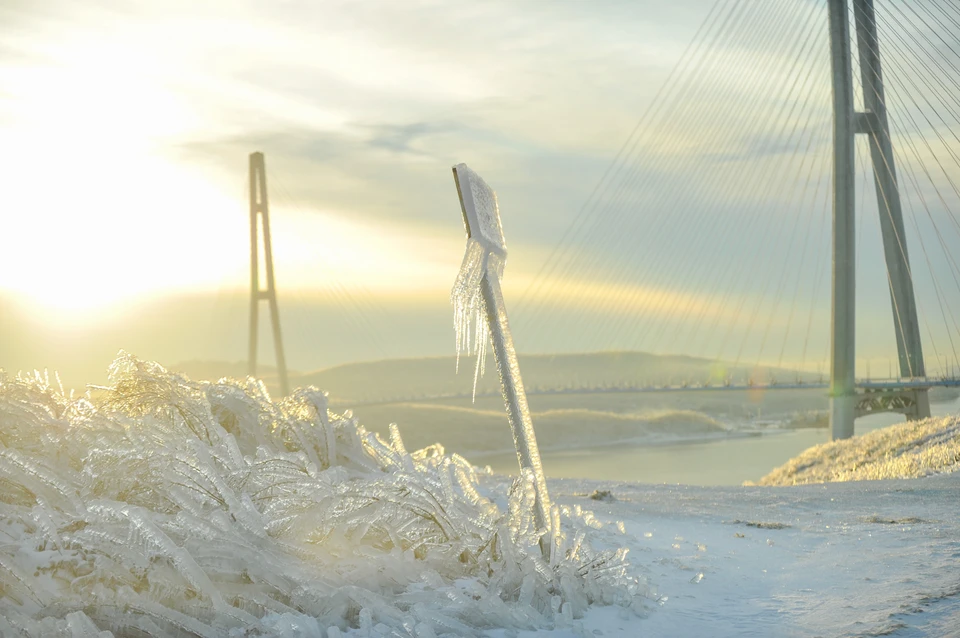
left=354, top=404, right=730, bottom=458
left=755, top=413, right=960, bottom=485
left=0, top=354, right=645, bottom=636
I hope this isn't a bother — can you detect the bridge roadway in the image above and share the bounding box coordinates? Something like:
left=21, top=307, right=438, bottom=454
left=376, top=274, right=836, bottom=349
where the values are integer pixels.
left=520, top=378, right=960, bottom=421
left=336, top=379, right=960, bottom=411
left=519, top=378, right=960, bottom=395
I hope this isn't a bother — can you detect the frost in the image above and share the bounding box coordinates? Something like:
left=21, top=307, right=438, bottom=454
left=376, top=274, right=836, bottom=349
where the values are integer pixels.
left=756, top=413, right=960, bottom=485
left=454, top=163, right=506, bottom=257
left=0, top=353, right=643, bottom=636
left=450, top=162, right=552, bottom=548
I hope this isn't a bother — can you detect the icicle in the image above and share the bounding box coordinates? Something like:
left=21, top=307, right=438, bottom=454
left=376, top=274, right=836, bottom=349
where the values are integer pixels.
left=451, top=238, right=490, bottom=402
left=450, top=163, right=509, bottom=404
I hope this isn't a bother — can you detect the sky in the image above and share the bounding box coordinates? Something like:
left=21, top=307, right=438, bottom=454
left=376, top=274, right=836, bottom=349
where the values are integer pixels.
left=1, top=0, right=958, bottom=387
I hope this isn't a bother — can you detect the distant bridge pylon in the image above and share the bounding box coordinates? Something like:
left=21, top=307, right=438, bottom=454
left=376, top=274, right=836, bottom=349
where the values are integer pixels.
left=247, top=152, right=290, bottom=397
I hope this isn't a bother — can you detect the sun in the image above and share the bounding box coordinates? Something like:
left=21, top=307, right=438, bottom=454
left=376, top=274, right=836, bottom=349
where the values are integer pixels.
left=0, top=29, right=464, bottom=322
left=0, top=43, right=250, bottom=320
left=0, top=150, right=247, bottom=321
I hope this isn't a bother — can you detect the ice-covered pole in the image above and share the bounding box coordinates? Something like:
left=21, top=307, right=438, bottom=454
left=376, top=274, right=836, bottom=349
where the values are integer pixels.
left=450, top=164, right=552, bottom=549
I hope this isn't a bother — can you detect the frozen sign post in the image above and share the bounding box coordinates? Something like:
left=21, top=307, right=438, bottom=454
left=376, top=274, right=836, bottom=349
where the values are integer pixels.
left=450, top=163, right=553, bottom=553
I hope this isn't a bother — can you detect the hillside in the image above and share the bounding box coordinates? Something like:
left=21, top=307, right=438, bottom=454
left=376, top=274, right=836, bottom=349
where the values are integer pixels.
left=754, top=413, right=960, bottom=485
left=171, top=351, right=817, bottom=405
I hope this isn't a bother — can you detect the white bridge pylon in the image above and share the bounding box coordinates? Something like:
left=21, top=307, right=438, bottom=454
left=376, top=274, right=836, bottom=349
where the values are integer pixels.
left=828, top=0, right=930, bottom=439
left=247, top=152, right=290, bottom=397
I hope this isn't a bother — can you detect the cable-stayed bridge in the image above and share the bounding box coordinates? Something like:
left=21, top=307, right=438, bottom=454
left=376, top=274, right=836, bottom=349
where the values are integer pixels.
left=242, top=0, right=960, bottom=442
left=508, top=0, right=960, bottom=439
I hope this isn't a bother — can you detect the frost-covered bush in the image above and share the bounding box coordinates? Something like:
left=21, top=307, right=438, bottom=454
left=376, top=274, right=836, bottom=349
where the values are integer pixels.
left=756, top=413, right=960, bottom=485
left=0, top=353, right=644, bottom=637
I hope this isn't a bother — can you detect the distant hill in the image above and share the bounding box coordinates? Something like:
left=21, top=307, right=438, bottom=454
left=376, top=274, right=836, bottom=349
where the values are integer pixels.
left=169, top=351, right=817, bottom=406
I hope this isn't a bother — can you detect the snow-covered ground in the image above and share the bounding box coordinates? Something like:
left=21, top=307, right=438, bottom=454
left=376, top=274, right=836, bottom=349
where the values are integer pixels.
left=538, top=474, right=960, bottom=637
left=2, top=355, right=959, bottom=637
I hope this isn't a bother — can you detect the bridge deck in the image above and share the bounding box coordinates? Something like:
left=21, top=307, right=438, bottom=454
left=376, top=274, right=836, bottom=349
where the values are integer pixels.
left=523, top=378, right=960, bottom=396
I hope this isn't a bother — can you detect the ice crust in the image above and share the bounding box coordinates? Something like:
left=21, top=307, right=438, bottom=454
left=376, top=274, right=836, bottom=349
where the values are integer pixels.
left=450, top=164, right=506, bottom=402
left=453, top=164, right=506, bottom=257
left=0, top=354, right=643, bottom=636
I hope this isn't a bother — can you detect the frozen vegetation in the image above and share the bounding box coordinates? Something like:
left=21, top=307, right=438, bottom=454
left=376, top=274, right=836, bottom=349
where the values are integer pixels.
left=0, top=354, right=646, bottom=637
left=3, top=353, right=960, bottom=635
left=756, top=413, right=960, bottom=485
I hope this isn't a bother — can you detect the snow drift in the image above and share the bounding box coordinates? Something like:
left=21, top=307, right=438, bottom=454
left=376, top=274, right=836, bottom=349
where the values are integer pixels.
left=0, top=354, right=644, bottom=636
left=755, top=413, right=960, bottom=485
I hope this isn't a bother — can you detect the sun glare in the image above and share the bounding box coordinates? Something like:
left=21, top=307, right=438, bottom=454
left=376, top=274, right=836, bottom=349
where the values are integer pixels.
left=0, top=40, right=250, bottom=320
left=1, top=148, right=248, bottom=320
left=0, top=24, right=484, bottom=323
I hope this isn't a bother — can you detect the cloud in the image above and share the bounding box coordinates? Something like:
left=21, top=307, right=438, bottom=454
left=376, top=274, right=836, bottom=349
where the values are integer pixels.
left=364, top=121, right=454, bottom=156
left=1, top=0, right=713, bottom=252
left=9, top=0, right=946, bottom=371
left=175, top=115, right=603, bottom=220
